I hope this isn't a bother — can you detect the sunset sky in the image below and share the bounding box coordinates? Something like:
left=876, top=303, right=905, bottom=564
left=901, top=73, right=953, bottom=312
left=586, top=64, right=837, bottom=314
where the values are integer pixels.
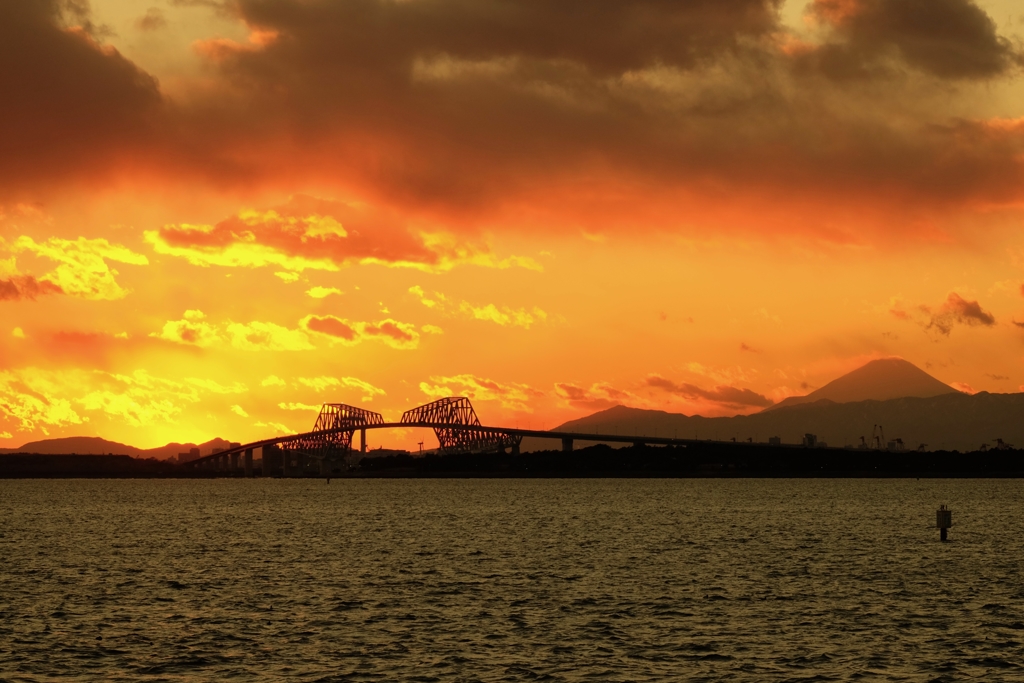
left=2, top=0, right=1024, bottom=450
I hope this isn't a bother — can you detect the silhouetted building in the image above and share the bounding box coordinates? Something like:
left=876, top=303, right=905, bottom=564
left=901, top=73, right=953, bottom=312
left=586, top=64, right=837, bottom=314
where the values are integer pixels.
left=177, top=447, right=200, bottom=463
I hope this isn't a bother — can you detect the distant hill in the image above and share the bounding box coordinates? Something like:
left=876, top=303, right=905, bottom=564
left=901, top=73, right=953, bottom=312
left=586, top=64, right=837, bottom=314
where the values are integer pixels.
left=0, top=436, right=144, bottom=456
left=766, top=357, right=957, bottom=411
left=0, top=436, right=235, bottom=460
left=522, top=392, right=1024, bottom=453
left=142, top=438, right=236, bottom=461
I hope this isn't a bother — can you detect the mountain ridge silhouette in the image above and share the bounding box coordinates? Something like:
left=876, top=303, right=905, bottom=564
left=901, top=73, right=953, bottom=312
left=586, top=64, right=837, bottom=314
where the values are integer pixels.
left=529, top=359, right=1010, bottom=452
left=0, top=435, right=234, bottom=460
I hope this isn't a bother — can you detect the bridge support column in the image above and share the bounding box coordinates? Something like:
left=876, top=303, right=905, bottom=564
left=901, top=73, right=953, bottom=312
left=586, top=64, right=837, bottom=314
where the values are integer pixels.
left=562, top=437, right=573, bottom=452
left=281, top=451, right=291, bottom=477
left=261, top=445, right=277, bottom=476
left=512, top=443, right=520, bottom=456
left=230, top=452, right=240, bottom=474
left=360, top=428, right=366, bottom=453
left=244, top=449, right=253, bottom=477
left=296, top=453, right=307, bottom=476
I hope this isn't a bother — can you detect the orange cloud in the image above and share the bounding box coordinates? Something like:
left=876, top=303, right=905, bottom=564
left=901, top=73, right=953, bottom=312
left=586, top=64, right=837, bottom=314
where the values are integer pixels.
left=554, top=382, right=632, bottom=411
left=225, top=321, right=314, bottom=352
left=926, top=293, right=996, bottom=336
left=888, top=293, right=996, bottom=336
left=194, top=29, right=280, bottom=62
left=278, top=402, right=321, bottom=412
left=6, top=237, right=147, bottom=301
left=0, top=367, right=229, bottom=432
left=145, top=196, right=539, bottom=274
left=420, top=374, right=542, bottom=411
left=306, top=286, right=342, bottom=299
left=151, top=311, right=315, bottom=351
left=644, top=374, right=773, bottom=409
left=153, top=310, right=424, bottom=351
left=300, top=315, right=356, bottom=341
left=409, top=286, right=548, bottom=328
left=300, top=315, right=420, bottom=349
left=296, top=376, right=385, bottom=401
left=0, top=275, right=63, bottom=301
left=152, top=310, right=221, bottom=347
left=0, top=368, right=85, bottom=431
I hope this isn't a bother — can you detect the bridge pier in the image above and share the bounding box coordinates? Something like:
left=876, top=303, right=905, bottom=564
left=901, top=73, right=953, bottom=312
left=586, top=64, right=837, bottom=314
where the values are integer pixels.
left=262, top=445, right=278, bottom=476
left=512, top=442, right=520, bottom=455
left=230, top=452, right=240, bottom=474
left=281, top=451, right=291, bottom=477
left=562, top=437, right=573, bottom=452
left=244, top=448, right=253, bottom=477
left=296, top=453, right=307, bottom=476
left=360, top=428, right=366, bottom=453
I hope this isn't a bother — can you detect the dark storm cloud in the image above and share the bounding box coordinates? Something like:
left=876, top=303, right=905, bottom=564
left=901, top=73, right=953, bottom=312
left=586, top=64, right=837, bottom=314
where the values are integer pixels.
left=234, top=0, right=782, bottom=75
left=136, top=8, right=168, bottom=31
left=186, top=0, right=1024, bottom=227
left=2, top=0, right=1024, bottom=241
left=802, top=0, right=1023, bottom=80
left=0, top=0, right=161, bottom=191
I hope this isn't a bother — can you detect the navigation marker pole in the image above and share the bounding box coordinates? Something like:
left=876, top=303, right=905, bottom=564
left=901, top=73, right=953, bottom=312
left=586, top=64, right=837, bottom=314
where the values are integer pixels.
left=936, top=504, right=952, bottom=542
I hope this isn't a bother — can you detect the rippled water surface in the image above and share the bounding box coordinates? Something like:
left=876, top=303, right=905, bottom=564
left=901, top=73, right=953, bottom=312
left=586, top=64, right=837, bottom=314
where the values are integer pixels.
left=2, top=479, right=1024, bottom=681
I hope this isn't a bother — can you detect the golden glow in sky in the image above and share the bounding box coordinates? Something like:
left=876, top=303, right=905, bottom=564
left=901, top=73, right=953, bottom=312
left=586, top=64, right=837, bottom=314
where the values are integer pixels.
left=2, top=0, right=1024, bottom=449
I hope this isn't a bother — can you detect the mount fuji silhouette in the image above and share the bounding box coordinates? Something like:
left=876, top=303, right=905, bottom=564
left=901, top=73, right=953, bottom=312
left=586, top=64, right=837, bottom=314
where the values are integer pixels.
left=765, top=357, right=958, bottom=411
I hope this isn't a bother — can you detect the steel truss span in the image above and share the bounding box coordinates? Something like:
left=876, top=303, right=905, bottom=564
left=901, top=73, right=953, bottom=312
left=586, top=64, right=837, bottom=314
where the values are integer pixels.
left=279, top=404, right=384, bottom=459
left=183, top=395, right=726, bottom=471
left=400, top=397, right=522, bottom=455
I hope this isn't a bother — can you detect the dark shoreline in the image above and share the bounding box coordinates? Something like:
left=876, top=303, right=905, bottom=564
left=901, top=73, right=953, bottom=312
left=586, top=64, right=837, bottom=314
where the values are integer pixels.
left=2, top=443, right=1023, bottom=478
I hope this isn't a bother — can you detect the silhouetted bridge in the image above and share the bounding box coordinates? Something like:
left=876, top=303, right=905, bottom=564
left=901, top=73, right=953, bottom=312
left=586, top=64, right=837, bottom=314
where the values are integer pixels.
left=181, top=397, right=708, bottom=476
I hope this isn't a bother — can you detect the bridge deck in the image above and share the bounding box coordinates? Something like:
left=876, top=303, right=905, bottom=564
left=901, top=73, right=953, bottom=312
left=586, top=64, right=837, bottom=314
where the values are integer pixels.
left=181, top=421, right=788, bottom=468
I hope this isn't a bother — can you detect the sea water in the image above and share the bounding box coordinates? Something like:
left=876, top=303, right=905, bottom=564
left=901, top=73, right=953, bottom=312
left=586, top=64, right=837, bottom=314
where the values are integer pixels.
left=1, top=479, right=1022, bottom=681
